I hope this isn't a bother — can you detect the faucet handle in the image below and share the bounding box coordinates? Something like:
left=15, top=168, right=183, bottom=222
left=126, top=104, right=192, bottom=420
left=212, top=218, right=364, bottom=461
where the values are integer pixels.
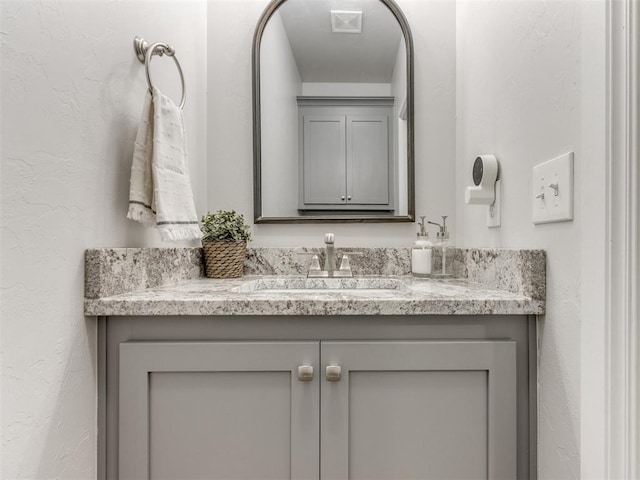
left=324, top=233, right=335, bottom=245
left=309, top=255, right=322, bottom=272
left=339, top=255, right=351, bottom=272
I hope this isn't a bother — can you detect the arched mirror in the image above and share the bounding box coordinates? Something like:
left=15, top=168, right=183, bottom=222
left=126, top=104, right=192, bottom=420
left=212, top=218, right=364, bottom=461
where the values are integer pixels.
left=253, top=0, right=414, bottom=223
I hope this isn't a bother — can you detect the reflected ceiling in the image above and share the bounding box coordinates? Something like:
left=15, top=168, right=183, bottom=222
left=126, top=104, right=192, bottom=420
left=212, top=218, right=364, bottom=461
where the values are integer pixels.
left=279, top=0, right=402, bottom=83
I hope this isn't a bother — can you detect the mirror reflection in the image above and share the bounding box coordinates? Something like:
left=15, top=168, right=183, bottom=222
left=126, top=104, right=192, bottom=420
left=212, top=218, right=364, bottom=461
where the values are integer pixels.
left=255, top=0, right=413, bottom=222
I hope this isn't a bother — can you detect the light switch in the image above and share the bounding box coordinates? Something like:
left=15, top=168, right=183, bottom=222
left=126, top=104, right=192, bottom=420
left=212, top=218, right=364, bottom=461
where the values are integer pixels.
left=532, top=152, right=574, bottom=224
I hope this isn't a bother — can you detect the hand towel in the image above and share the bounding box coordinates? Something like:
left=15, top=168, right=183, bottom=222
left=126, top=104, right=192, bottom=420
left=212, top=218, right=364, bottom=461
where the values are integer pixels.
left=127, top=91, right=155, bottom=224
left=127, top=87, right=202, bottom=242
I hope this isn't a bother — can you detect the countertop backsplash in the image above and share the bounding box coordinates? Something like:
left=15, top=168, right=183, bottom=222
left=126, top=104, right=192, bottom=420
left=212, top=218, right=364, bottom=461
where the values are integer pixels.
left=85, top=247, right=545, bottom=303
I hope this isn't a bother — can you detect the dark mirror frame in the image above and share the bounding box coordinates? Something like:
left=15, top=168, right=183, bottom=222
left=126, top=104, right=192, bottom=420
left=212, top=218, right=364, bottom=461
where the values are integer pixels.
left=252, top=0, right=414, bottom=224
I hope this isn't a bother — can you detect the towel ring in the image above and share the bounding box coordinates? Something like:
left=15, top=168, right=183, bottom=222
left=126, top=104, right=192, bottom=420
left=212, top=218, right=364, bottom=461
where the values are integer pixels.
left=134, top=37, right=186, bottom=109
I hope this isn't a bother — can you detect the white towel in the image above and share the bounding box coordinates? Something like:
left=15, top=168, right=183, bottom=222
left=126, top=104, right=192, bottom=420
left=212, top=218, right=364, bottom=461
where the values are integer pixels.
left=127, top=87, right=202, bottom=242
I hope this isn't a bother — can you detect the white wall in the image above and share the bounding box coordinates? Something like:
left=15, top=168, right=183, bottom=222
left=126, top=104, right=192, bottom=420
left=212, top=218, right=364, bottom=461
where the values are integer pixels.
left=390, top=38, right=408, bottom=215
left=0, top=1, right=207, bottom=478
left=260, top=12, right=302, bottom=217
left=207, top=0, right=456, bottom=247
left=0, top=1, right=614, bottom=477
left=301, top=82, right=391, bottom=96
left=455, top=1, right=607, bottom=478
left=577, top=2, right=608, bottom=477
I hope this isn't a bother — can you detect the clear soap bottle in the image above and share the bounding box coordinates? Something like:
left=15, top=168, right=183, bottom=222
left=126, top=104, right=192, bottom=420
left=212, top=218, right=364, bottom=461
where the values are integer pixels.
left=411, top=216, right=433, bottom=277
left=428, top=216, right=453, bottom=277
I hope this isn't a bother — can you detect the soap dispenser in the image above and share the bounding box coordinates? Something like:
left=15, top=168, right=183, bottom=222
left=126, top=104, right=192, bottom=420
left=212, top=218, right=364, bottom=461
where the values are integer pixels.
left=428, top=216, right=453, bottom=277
left=411, top=216, right=433, bottom=277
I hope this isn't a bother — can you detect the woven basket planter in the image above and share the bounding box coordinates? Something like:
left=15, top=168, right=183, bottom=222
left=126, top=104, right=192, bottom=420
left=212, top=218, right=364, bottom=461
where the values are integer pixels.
left=203, top=241, right=247, bottom=278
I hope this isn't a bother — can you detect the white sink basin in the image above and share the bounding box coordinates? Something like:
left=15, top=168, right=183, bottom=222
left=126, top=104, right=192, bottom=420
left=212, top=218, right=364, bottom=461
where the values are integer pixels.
left=233, top=277, right=408, bottom=294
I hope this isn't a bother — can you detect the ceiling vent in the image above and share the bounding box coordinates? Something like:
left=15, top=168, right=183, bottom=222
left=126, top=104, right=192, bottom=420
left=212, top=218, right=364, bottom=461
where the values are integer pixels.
left=330, top=10, right=363, bottom=34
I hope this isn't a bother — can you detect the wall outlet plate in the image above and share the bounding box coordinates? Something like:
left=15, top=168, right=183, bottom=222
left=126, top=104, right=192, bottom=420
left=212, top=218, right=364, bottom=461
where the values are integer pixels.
left=487, top=179, right=501, bottom=228
left=532, top=152, right=574, bottom=224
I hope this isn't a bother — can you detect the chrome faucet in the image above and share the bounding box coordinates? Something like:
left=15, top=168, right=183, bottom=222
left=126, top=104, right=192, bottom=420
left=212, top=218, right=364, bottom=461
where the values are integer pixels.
left=324, top=233, right=337, bottom=275
left=305, top=233, right=363, bottom=278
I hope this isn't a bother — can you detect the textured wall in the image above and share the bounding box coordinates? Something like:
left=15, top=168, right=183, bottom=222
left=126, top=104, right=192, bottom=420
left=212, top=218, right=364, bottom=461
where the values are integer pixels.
left=1, top=0, right=608, bottom=477
left=207, top=0, right=457, bottom=247
left=0, top=1, right=207, bottom=478
left=455, top=1, right=607, bottom=478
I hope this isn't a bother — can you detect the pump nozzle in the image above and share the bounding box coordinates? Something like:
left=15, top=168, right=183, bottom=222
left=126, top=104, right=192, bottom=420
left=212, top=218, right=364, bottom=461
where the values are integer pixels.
left=417, top=216, right=428, bottom=237
left=428, top=216, right=450, bottom=240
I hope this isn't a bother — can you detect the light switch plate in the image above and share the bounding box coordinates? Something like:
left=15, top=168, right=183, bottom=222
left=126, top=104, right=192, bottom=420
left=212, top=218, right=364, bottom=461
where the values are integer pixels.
left=532, top=152, right=574, bottom=224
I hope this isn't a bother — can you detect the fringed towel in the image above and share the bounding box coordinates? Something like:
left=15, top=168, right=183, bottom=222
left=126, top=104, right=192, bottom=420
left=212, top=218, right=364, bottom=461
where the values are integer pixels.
left=127, top=87, right=202, bottom=242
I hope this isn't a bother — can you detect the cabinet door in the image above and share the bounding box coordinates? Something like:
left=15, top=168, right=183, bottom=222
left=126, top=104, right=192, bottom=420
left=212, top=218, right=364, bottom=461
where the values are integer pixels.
left=346, top=115, right=390, bottom=205
left=320, top=341, right=516, bottom=480
left=302, top=115, right=346, bottom=205
left=119, top=342, right=319, bottom=480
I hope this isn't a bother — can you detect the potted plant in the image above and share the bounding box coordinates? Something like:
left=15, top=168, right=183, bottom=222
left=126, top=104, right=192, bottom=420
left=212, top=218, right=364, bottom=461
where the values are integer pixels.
left=200, top=210, right=252, bottom=278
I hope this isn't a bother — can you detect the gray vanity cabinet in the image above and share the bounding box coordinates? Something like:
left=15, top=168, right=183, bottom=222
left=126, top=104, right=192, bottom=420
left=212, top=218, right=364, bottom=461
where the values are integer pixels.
left=298, top=98, right=393, bottom=211
left=321, top=341, right=517, bottom=480
left=118, top=342, right=320, bottom=480
left=115, top=335, right=518, bottom=480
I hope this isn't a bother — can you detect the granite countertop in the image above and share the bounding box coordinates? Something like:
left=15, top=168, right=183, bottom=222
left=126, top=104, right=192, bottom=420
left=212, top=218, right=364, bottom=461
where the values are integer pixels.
left=84, top=248, right=546, bottom=317
left=84, top=274, right=544, bottom=316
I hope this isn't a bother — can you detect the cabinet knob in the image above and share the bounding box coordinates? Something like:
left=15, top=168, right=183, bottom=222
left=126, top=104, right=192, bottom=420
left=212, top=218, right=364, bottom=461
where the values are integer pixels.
left=347, top=196, right=352, bottom=201
left=325, top=365, right=342, bottom=382
left=341, top=196, right=346, bottom=201
left=297, top=365, right=314, bottom=382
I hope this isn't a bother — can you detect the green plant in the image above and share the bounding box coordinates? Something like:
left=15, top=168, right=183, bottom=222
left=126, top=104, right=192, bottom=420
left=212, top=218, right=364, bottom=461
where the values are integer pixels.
left=200, top=210, right=252, bottom=242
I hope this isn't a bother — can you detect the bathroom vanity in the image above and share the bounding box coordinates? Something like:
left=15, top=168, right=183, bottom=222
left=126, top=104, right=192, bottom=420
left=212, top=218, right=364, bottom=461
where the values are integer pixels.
left=86, top=247, right=544, bottom=480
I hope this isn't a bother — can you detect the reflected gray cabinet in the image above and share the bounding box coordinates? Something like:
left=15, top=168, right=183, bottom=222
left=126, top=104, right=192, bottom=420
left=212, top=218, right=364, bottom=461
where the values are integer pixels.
left=298, top=97, right=393, bottom=211
left=118, top=340, right=516, bottom=480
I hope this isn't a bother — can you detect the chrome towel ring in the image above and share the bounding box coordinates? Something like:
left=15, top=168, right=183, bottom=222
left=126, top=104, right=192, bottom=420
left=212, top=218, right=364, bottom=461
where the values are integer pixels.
left=133, top=36, right=186, bottom=109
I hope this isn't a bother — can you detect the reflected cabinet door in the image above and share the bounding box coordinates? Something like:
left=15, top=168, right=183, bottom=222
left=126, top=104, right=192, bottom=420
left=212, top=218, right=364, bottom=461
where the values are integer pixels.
left=302, top=115, right=347, bottom=205
left=346, top=115, right=390, bottom=205
left=119, top=342, right=320, bottom=480
left=320, top=341, right=517, bottom=480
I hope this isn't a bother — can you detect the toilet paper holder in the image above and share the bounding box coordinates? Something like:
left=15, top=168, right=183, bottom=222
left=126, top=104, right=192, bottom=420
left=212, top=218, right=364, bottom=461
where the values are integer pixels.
left=465, top=155, right=501, bottom=227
